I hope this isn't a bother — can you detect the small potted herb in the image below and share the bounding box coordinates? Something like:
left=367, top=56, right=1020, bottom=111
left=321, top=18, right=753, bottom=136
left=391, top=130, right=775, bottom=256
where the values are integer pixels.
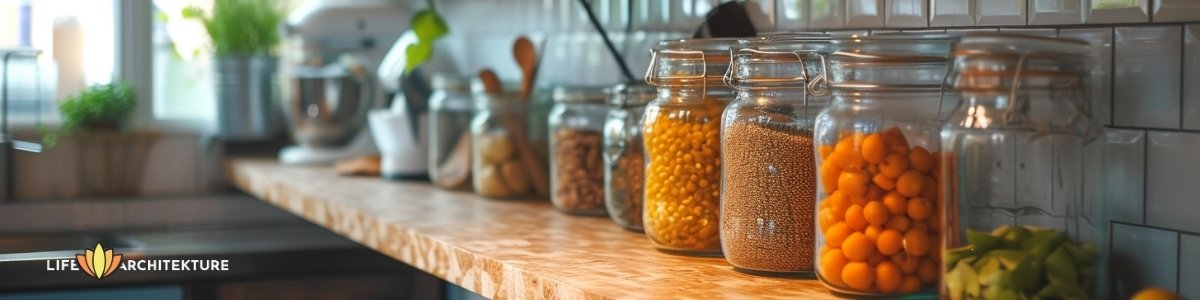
left=42, top=81, right=158, bottom=196
left=185, top=0, right=284, bottom=141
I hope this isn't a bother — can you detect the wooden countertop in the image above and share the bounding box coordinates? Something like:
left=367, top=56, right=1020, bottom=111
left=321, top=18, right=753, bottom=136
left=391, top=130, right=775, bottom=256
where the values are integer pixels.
left=226, top=158, right=839, bottom=299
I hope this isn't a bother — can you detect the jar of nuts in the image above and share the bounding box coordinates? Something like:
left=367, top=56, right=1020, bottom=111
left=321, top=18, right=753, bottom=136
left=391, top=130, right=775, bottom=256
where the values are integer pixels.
left=642, top=38, right=741, bottom=256
left=471, top=92, right=536, bottom=199
left=719, top=48, right=828, bottom=276
left=548, top=86, right=610, bottom=215
left=812, top=33, right=954, bottom=297
left=602, top=84, right=655, bottom=231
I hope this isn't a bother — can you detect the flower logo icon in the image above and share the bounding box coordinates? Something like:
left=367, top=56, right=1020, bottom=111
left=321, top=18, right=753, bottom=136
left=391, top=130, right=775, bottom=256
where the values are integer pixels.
left=76, top=242, right=122, bottom=279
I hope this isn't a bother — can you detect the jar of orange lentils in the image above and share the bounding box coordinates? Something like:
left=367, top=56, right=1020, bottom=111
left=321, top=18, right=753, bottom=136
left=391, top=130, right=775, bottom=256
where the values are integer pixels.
left=641, top=38, right=741, bottom=256
left=812, top=33, right=954, bottom=297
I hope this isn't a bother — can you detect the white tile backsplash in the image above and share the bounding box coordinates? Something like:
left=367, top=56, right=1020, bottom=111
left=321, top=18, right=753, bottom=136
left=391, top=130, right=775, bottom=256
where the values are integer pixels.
left=998, top=28, right=1058, bottom=37
left=846, top=0, right=885, bottom=28
left=810, top=0, right=846, bottom=28
left=777, top=0, right=810, bottom=29
left=1059, top=28, right=1115, bottom=126
left=931, top=0, right=975, bottom=26
left=1111, top=223, right=1179, bottom=299
left=886, top=0, right=928, bottom=28
left=1186, top=25, right=1200, bottom=130
left=1105, top=129, right=1146, bottom=224
left=1089, top=0, right=1151, bottom=23
left=1154, top=0, right=1200, bottom=22
left=1030, top=0, right=1087, bottom=24
left=1114, top=26, right=1182, bottom=129
left=1182, top=234, right=1200, bottom=299
left=976, top=0, right=1027, bottom=25
left=1146, top=131, right=1200, bottom=232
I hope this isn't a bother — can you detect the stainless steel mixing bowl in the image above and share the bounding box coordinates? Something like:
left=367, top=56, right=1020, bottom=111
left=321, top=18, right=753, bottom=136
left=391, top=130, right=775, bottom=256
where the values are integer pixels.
left=280, top=61, right=373, bottom=147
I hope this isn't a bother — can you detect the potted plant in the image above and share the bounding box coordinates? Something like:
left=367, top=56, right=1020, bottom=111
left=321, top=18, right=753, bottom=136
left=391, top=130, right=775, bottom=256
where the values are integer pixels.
left=185, top=0, right=284, bottom=141
left=43, top=82, right=158, bottom=197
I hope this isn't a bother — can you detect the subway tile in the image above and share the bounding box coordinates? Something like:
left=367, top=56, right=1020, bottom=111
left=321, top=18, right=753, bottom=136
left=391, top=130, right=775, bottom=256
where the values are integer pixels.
left=976, top=0, right=1027, bottom=26
left=1154, top=0, right=1200, bottom=22
left=931, top=0, right=975, bottom=27
left=809, top=0, right=845, bottom=28
left=1182, top=233, right=1200, bottom=299
left=746, top=0, right=778, bottom=31
left=1103, top=129, right=1145, bottom=224
left=1059, top=28, right=1114, bottom=126
left=846, top=0, right=884, bottom=28
left=1089, top=0, right=1151, bottom=23
left=885, top=0, right=928, bottom=28
left=1029, top=0, right=1087, bottom=25
left=1111, top=223, right=1179, bottom=299
left=1113, top=26, right=1182, bottom=129
left=998, top=28, right=1058, bottom=37
left=776, top=0, right=809, bottom=29
left=945, top=27, right=999, bottom=33
left=1186, top=25, right=1200, bottom=130
left=1146, top=131, right=1200, bottom=232
left=870, top=29, right=901, bottom=34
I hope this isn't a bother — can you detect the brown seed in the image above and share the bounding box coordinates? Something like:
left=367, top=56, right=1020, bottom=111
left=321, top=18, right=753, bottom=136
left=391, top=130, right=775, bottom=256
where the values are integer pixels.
left=721, top=122, right=817, bottom=273
left=552, top=129, right=606, bottom=214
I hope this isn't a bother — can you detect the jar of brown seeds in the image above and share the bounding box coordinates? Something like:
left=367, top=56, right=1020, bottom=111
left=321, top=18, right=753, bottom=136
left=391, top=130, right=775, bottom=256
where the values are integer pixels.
left=720, top=48, right=828, bottom=276
left=548, top=87, right=610, bottom=215
left=603, top=84, right=655, bottom=231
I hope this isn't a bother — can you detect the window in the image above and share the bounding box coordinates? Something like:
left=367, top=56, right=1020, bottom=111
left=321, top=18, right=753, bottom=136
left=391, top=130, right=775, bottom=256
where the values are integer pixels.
left=0, top=0, right=117, bottom=125
left=151, top=0, right=215, bottom=125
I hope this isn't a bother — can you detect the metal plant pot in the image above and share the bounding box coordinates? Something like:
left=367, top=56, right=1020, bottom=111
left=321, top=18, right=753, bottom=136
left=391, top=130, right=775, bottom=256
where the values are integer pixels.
left=214, top=55, right=280, bottom=141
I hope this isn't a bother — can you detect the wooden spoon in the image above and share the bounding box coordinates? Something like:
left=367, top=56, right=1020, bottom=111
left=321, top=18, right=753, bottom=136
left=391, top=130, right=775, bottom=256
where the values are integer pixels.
left=513, top=37, right=538, bottom=99
left=478, top=69, right=503, bottom=95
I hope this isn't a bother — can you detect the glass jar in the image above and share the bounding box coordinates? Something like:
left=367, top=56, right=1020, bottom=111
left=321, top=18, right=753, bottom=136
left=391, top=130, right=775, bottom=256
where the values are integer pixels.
left=603, top=84, right=656, bottom=231
left=471, top=92, right=541, bottom=199
left=812, top=34, right=954, bottom=296
left=428, top=74, right=474, bottom=190
left=719, top=48, right=828, bottom=275
left=642, top=38, right=741, bottom=256
left=941, top=34, right=1107, bottom=300
left=549, top=86, right=610, bottom=215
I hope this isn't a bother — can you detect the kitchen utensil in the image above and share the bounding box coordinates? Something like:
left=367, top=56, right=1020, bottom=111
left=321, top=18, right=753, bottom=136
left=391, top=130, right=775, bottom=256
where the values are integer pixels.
left=513, top=37, right=538, bottom=99
left=277, top=0, right=410, bottom=165
left=368, top=106, right=427, bottom=179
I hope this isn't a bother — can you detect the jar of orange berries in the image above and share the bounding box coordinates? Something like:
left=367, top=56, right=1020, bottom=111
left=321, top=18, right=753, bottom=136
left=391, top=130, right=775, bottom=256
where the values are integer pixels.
left=641, top=38, right=741, bottom=256
left=812, top=33, right=955, bottom=297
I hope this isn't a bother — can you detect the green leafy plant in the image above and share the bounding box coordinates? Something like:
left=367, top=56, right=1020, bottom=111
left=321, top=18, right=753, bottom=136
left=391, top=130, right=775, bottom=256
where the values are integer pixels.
left=184, top=0, right=283, bottom=56
left=404, top=1, right=449, bottom=73
left=40, top=82, right=137, bottom=147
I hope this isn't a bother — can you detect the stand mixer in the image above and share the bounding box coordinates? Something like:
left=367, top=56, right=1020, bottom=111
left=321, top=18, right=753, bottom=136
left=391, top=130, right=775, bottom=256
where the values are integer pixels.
left=277, top=0, right=411, bottom=165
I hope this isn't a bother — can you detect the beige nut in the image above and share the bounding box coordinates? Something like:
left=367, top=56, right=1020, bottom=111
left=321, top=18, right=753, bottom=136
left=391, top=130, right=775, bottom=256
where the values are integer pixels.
left=499, top=161, right=529, bottom=194
left=479, top=132, right=515, bottom=165
left=476, top=164, right=511, bottom=197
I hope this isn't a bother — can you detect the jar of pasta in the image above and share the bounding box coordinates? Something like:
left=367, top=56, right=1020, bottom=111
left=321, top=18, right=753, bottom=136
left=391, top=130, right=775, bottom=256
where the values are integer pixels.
left=812, top=34, right=954, bottom=296
left=642, top=38, right=741, bottom=256
left=549, top=86, right=609, bottom=215
left=941, top=34, right=1108, bottom=300
left=603, top=84, right=655, bottom=231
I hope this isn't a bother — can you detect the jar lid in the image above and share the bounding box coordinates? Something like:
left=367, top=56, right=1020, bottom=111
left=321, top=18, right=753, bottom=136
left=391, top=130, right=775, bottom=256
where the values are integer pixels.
left=432, top=73, right=469, bottom=91
left=644, top=38, right=746, bottom=88
left=552, top=86, right=609, bottom=104
left=827, top=33, right=956, bottom=92
left=951, top=33, right=1090, bottom=92
left=726, top=49, right=824, bottom=91
left=608, top=83, right=656, bottom=107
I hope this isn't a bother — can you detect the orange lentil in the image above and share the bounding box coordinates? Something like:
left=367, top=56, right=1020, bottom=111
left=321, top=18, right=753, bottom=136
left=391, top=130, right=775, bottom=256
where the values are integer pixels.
left=892, top=253, right=920, bottom=275
left=882, top=191, right=907, bottom=215
left=879, top=153, right=909, bottom=179
left=865, top=225, right=884, bottom=242
left=887, top=215, right=912, bottom=232
left=917, top=257, right=937, bottom=284
left=895, top=170, right=924, bottom=197
left=842, top=232, right=875, bottom=261
left=903, top=229, right=930, bottom=257
left=863, top=201, right=890, bottom=226
left=826, top=222, right=853, bottom=248
left=838, top=169, right=871, bottom=200
left=822, top=249, right=849, bottom=286
left=876, top=229, right=904, bottom=255
left=842, top=262, right=874, bottom=291
left=908, top=146, right=934, bottom=174
left=861, top=133, right=887, bottom=164
left=907, top=197, right=933, bottom=221
left=875, top=261, right=903, bottom=293
left=845, top=204, right=869, bottom=231
left=873, top=173, right=897, bottom=191
left=900, top=275, right=922, bottom=293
